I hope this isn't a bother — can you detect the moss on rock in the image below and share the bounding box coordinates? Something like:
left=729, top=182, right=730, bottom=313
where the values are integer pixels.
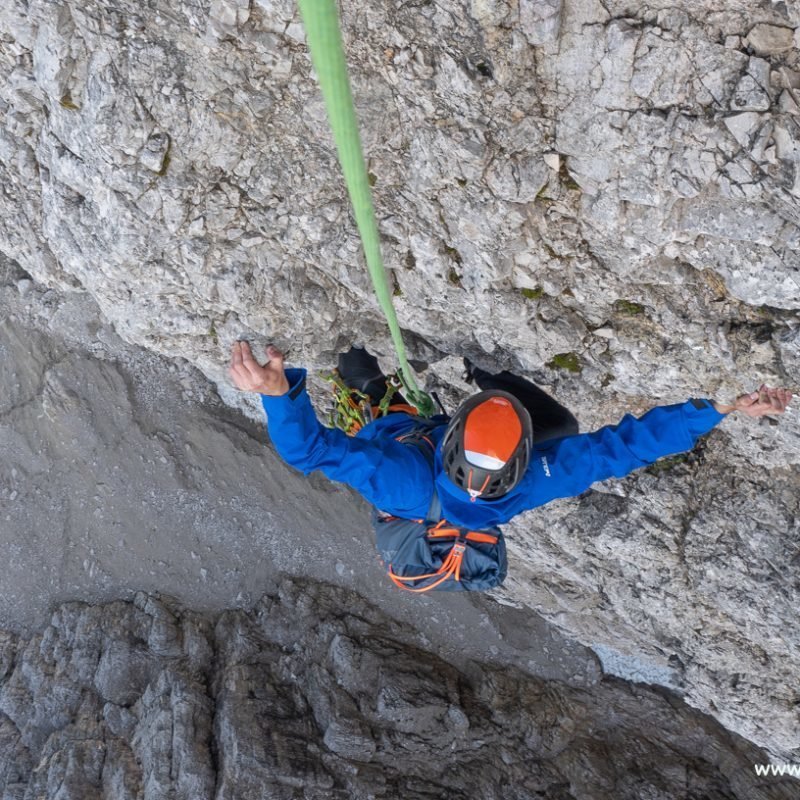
left=613, top=299, right=645, bottom=316
left=547, top=352, right=582, bottom=373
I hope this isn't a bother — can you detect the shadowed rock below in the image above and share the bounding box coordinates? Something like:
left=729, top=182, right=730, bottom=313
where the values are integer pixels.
left=1, top=578, right=797, bottom=800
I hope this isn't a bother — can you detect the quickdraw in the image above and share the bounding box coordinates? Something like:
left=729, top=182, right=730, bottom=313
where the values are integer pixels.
left=320, top=368, right=414, bottom=435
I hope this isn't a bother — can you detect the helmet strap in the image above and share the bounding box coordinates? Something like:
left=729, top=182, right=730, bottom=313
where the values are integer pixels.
left=467, top=469, right=491, bottom=502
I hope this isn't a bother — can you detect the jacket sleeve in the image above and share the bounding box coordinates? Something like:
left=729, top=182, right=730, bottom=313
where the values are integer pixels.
left=531, top=399, right=727, bottom=503
left=259, top=368, right=431, bottom=515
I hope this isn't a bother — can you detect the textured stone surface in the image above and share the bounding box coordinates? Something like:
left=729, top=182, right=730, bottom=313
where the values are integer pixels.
left=1, top=581, right=798, bottom=800
left=1, top=0, right=800, bottom=766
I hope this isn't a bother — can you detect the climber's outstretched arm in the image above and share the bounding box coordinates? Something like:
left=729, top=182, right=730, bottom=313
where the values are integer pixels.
left=524, top=388, right=792, bottom=507
left=229, top=341, right=430, bottom=516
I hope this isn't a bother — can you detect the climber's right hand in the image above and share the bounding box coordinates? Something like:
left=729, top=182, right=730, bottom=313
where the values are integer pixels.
left=229, top=341, right=290, bottom=396
left=713, top=385, right=793, bottom=417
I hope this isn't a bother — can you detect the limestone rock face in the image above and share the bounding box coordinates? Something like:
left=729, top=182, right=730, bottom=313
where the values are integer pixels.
left=1, top=0, right=800, bottom=765
left=1, top=582, right=797, bottom=800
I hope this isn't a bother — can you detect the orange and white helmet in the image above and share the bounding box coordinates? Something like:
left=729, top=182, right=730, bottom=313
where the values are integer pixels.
left=441, top=391, right=533, bottom=501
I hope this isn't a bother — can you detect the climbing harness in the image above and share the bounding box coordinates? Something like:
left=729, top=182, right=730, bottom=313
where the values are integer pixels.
left=297, top=0, right=436, bottom=417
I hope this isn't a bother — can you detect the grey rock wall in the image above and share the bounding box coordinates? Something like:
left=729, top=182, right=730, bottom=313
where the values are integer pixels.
left=0, top=271, right=598, bottom=693
left=1, top=0, right=800, bottom=764
left=1, top=579, right=798, bottom=800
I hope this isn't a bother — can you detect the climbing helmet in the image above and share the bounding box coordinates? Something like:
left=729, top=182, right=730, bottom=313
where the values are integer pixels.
left=441, top=390, right=533, bottom=501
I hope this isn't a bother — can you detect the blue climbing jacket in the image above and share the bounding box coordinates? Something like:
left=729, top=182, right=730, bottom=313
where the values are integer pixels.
left=261, top=368, right=726, bottom=529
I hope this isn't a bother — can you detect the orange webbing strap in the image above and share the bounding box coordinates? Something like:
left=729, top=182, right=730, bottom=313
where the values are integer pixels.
left=378, top=403, right=420, bottom=416
left=388, top=541, right=467, bottom=592
left=395, top=431, right=435, bottom=450
left=425, top=518, right=499, bottom=545
left=427, top=527, right=460, bottom=538
left=427, top=529, right=499, bottom=544
left=466, top=531, right=498, bottom=544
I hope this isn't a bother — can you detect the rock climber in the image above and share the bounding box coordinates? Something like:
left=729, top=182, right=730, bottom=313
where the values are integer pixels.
left=228, top=341, right=793, bottom=532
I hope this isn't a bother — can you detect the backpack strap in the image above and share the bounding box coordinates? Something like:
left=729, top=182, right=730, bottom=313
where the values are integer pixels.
left=425, top=486, right=442, bottom=525
left=395, top=424, right=442, bottom=525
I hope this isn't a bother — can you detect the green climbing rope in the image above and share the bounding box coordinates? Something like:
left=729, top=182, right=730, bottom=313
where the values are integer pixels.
left=297, top=0, right=436, bottom=418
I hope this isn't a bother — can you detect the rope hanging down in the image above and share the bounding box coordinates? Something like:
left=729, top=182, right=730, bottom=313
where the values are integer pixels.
left=297, top=0, right=436, bottom=418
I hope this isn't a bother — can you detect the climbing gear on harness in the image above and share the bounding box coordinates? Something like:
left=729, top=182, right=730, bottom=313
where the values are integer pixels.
left=378, top=374, right=406, bottom=416
left=297, top=0, right=436, bottom=418
left=320, top=368, right=417, bottom=436
left=319, top=369, right=372, bottom=435
left=372, top=425, right=508, bottom=592
left=441, top=390, right=533, bottom=501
